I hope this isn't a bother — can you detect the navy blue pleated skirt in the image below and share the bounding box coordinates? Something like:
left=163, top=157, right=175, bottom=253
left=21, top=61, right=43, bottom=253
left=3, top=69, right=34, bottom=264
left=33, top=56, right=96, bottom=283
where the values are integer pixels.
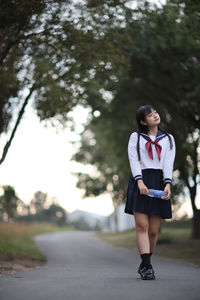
left=124, top=169, right=172, bottom=219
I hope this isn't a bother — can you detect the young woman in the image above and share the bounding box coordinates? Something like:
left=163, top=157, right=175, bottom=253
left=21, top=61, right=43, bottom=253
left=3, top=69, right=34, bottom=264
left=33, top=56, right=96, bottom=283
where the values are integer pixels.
left=124, top=105, right=176, bottom=280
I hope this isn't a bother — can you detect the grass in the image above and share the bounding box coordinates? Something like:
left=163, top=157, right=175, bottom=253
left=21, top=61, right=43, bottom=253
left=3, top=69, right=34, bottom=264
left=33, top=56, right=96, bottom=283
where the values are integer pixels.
left=0, top=222, right=75, bottom=274
left=96, top=219, right=200, bottom=265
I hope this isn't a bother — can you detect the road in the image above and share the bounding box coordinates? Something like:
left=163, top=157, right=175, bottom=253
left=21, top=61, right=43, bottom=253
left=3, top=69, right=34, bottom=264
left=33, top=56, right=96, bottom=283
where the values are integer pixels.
left=0, top=231, right=199, bottom=300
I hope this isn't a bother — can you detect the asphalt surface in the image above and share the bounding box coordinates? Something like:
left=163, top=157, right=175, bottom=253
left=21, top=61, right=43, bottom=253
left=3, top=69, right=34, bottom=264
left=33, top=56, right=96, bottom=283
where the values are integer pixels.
left=0, top=231, right=199, bottom=300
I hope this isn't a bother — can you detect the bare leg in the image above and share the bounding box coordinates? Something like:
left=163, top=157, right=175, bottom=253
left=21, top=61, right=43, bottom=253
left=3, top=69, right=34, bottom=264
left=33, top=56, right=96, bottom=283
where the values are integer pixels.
left=148, top=214, right=161, bottom=253
left=134, top=212, right=150, bottom=254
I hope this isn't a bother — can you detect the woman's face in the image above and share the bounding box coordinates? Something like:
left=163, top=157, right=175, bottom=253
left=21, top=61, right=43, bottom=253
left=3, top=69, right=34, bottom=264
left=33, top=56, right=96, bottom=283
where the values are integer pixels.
left=141, top=109, right=160, bottom=128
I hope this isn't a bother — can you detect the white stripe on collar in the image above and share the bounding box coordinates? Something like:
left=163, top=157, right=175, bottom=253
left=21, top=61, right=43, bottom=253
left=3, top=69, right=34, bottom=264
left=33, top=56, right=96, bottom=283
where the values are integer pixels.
left=140, top=132, right=167, bottom=141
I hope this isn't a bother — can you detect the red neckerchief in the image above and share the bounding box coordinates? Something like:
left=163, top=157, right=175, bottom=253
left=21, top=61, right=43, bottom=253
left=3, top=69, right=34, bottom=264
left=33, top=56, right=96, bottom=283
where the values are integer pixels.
left=142, top=135, right=162, bottom=161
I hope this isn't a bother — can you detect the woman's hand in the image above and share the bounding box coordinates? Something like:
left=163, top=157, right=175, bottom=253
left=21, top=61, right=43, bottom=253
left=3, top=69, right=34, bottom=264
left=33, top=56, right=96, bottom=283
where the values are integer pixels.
left=137, top=180, right=149, bottom=195
left=164, top=183, right=171, bottom=200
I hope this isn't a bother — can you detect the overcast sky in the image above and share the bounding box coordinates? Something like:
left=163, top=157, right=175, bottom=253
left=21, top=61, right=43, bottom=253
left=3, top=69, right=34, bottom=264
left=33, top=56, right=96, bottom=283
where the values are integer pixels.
left=0, top=102, right=114, bottom=216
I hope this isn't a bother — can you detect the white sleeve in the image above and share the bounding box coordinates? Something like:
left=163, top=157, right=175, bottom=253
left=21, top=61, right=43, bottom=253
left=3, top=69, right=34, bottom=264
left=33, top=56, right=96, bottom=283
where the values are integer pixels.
left=128, top=132, right=143, bottom=181
left=163, top=134, right=176, bottom=185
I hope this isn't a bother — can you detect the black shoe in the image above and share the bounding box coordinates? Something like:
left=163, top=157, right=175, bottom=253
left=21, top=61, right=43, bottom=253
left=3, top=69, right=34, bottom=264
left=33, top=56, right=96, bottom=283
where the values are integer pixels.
left=138, top=263, right=146, bottom=276
left=140, top=266, right=155, bottom=280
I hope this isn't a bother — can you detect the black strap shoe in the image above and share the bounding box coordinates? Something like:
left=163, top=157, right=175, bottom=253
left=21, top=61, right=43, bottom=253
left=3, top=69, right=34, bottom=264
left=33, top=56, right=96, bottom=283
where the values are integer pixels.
left=138, top=263, right=146, bottom=276
left=141, top=266, right=155, bottom=280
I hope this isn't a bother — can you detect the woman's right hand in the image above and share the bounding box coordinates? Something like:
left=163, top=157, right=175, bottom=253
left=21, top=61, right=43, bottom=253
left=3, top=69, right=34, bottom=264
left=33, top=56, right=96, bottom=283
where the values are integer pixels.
left=137, top=180, right=149, bottom=195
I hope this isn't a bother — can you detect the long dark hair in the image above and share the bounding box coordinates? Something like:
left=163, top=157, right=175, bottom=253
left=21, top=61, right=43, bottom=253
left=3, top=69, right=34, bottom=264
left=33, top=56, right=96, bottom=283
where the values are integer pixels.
left=136, top=105, right=173, bottom=161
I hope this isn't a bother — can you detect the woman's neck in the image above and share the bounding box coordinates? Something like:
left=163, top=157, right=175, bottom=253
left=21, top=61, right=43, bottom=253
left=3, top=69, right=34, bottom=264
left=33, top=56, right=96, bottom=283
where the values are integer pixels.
left=148, top=126, right=158, bottom=136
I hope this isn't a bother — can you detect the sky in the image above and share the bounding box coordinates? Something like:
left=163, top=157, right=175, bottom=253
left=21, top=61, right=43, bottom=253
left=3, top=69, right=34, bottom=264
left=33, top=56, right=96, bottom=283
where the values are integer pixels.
left=0, top=102, right=114, bottom=216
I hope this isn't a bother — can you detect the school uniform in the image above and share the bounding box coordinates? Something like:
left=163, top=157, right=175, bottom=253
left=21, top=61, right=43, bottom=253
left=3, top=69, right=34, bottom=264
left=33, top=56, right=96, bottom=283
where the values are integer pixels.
left=124, top=129, right=176, bottom=219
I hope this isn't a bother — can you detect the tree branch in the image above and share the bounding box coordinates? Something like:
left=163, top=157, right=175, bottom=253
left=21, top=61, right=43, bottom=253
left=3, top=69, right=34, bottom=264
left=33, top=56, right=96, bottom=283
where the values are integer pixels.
left=0, top=85, right=35, bottom=165
left=0, top=28, right=54, bottom=65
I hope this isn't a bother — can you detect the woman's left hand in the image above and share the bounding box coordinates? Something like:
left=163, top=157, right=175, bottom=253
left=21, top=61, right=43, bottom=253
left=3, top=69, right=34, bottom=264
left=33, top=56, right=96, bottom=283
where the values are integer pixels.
left=164, top=184, right=171, bottom=200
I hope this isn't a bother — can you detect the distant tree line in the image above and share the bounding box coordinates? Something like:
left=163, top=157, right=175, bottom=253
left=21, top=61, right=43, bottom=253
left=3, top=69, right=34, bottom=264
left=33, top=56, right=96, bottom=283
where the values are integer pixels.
left=0, top=186, right=67, bottom=226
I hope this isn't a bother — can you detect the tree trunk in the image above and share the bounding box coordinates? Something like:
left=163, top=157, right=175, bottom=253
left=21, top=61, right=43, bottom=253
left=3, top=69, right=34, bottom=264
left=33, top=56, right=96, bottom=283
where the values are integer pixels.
left=114, top=206, right=119, bottom=232
left=189, top=185, right=200, bottom=239
left=112, top=198, right=119, bottom=232
left=191, top=209, right=200, bottom=239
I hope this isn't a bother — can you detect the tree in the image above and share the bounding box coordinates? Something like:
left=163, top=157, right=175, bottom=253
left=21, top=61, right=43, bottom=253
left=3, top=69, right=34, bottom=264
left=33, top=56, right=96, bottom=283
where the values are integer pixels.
left=46, top=204, right=67, bottom=226
left=0, top=185, right=20, bottom=221
left=71, top=0, right=200, bottom=238
left=0, top=0, right=130, bottom=164
left=30, top=190, right=48, bottom=214
left=71, top=115, right=129, bottom=231
left=125, top=0, right=200, bottom=237
left=16, top=199, right=30, bottom=216
left=16, top=201, right=67, bottom=226
left=0, top=0, right=66, bottom=135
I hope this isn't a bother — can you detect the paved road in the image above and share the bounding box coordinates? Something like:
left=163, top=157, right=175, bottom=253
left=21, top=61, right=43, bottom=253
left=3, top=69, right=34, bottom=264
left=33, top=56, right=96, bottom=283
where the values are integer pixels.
left=0, top=231, right=199, bottom=300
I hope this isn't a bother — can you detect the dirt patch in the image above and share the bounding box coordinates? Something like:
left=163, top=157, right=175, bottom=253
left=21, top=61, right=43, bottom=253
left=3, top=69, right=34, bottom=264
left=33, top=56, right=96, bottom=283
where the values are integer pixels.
left=0, top=256, right=46, bottom=275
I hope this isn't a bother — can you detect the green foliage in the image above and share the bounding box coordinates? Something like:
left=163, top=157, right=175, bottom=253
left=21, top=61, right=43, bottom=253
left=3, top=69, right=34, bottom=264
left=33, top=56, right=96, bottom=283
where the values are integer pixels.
left=71, top=0, right=200, bottom=237
left=30, top=191, right=48, bottom=214
left=43, top=203, right=67, bottom=226
left=0, top=0, right=61, bottom=133
left=0, top=185, right=20, bottom=220
left=0, top=0, right=129, bottom=136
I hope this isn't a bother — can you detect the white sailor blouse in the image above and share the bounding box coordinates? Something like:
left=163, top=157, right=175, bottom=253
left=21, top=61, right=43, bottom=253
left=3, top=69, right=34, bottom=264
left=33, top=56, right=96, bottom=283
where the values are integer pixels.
left=128, top=130, right=176, bottom=185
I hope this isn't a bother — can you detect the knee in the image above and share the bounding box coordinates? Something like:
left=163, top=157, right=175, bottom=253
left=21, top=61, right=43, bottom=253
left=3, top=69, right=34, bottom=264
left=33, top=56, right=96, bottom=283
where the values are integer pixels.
left=136, top=223, right=149, bottom=233
left=149, top=231, right=158, bottom=239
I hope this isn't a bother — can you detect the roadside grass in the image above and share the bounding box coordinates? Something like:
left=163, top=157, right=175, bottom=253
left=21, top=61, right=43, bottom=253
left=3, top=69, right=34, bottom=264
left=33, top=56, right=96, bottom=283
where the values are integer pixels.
left=0, top=222, right=75, bottom=274
left=96, top=219, right=200, bottom=265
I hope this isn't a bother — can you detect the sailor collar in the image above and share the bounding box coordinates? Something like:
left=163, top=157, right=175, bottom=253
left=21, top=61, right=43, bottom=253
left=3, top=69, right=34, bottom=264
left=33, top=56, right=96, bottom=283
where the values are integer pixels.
left=140, top=129, right=166, bottom=141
